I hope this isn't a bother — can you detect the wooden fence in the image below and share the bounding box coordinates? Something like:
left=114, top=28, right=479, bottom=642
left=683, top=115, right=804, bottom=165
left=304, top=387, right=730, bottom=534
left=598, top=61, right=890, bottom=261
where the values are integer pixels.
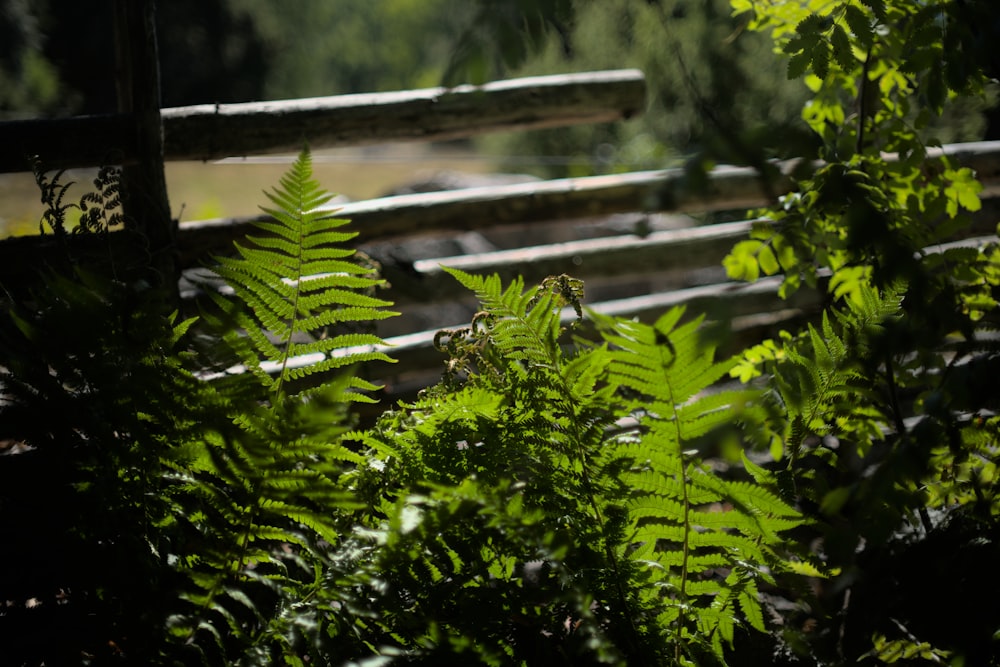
left=0, top=68, right=646, bottom=174
left=2, top=0, right=999, bottom=404
left=177, top=140, right=1000, bottom=399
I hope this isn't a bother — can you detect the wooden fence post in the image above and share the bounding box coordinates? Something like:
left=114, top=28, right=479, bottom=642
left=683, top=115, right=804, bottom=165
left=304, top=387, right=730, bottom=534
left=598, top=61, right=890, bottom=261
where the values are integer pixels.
left=113, top=0, right=177, bottom=295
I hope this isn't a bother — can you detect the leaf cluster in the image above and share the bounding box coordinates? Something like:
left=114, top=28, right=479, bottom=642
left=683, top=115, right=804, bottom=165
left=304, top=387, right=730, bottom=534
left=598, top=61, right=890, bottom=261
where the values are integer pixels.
left=32, top=161, right=125, bottom=237
left=723, top=1, right=1000, bottom=662
left=0, top=181, right=219, bottom=664
left=354, top=268, right=805, bottom=665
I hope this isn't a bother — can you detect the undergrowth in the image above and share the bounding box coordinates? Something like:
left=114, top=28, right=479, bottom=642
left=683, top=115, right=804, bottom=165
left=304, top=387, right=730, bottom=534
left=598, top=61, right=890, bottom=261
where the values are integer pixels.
left=0, top=149, right=806, bottom=666
left=2, top=2, right=1000, bottom=664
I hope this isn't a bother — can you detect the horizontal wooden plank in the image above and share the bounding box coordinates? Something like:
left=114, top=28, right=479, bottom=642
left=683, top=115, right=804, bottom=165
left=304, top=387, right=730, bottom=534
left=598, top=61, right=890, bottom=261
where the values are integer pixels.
left=0, top=70, right=646, bottom=173
left=5, top=171, right=999, bottom=294
left=161, top=69, right=646, bottom=162
left=177, top=139, right=1000, bottom=265
left=357, top=233, right=997, bottom=400
left=176, top=166, right=790, bottom=264
left=386, top=220, right=757, bottom=303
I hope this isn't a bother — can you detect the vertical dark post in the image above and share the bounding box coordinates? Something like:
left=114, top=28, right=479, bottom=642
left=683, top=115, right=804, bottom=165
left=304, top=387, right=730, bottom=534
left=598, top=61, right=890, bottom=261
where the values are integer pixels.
left=113, top=0, right=177, bottom=297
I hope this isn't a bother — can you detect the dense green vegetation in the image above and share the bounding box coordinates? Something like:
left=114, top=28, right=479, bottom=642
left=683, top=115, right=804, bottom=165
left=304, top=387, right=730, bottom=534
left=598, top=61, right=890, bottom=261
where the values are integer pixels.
left=458, top=0, right=997, bottom=178
left=1, top=0, right=1000, bottom=665
left=2, top=145, right=811, bottom=665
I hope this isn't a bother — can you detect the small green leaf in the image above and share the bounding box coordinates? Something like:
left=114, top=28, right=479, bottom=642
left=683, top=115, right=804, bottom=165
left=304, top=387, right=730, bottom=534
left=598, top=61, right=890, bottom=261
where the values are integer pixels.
left=944, top=167, right=984, bottom=217
left=843, top=5, right=873, bottom=47
left=724, top=240, right=763, bottom=282
left=811, top=44, right=830, bottom=80
left=785, top=559, right=838, bottom=578
left=773, top=236, right=797, bottom=270
left=787, top=51, right=811, bottom=80
left=757, top=245, right=780, bottom=275
left=859, top=0, right=887, bottom=22
left=794, top=13, right=825, bottom=38
left=741, top=451, right=777, bottom=485
left=830, top=24, right=855, bottom=72
left=782, top=34, right=806, bottom=56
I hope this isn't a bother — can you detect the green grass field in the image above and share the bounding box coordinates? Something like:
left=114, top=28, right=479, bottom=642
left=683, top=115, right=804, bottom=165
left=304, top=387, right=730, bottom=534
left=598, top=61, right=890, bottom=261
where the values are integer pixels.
left=0, top=144, right=493, bottom=237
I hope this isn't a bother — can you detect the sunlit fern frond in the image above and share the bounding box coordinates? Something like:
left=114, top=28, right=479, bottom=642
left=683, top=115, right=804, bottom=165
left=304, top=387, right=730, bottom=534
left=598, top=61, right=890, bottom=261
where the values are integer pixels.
left=441, top=267, right=575, bottom=372
left=594, top=307, right=804, bottom=661
left=209, top=147, right=397, bottom=401
left=169, top=149, right=400, bottom=662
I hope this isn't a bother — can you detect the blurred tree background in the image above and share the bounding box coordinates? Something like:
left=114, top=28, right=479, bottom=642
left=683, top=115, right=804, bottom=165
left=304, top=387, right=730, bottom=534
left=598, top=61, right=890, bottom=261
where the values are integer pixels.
left=0, top=0, right=474, bottom=115
left=466, top=0, right=817, bottom=176
left=1, top=0, right=995, bottom=173
left=445, top=0, right=996, bottom=176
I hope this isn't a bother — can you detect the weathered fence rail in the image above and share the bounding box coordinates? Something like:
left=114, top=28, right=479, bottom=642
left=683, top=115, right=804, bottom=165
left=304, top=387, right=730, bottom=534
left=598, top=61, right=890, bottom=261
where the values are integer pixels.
left=175, top=140, right=1000, bottom=263
left=0, top=70, right=645, bottom=173
left=177, top=163, right=784, bottom=263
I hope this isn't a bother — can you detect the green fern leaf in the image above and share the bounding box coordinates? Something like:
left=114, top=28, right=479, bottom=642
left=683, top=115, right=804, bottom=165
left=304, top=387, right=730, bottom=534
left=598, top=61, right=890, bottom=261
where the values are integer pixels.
left=591, top=306, right=804, bottom=659
left=167, top=150, right=403, bottom=661
left=210, top=146, right=398, bottom=400
left=442, top=267, right=567, bottom=368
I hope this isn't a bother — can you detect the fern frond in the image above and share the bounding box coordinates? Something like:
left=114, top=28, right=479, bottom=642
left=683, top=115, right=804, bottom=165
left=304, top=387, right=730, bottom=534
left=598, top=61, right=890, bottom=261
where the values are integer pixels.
left=771, top=283, right=906, bottom=467
left=594, top=306, right=804, bottom=659
left=600, top=311, right=735, bottom=407
left=210, top=146, right=397, bottom=400
left=168, top=418, right=363, bottom=658
left=167, top=150, right=404, bottom=662
left=442, top=267, right=567, bottom=369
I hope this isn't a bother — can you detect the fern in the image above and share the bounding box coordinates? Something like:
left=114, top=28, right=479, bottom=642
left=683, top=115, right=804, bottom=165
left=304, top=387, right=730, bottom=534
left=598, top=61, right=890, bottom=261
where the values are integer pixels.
left=207, top=146, right=397, bottom=402
left=165, top=148, right=398, bottom=663
left=592, top=307, right=805, bottom=663
left=354, top=269, right=646, bottom=662
left=353, top=270, right=805, bottom=665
